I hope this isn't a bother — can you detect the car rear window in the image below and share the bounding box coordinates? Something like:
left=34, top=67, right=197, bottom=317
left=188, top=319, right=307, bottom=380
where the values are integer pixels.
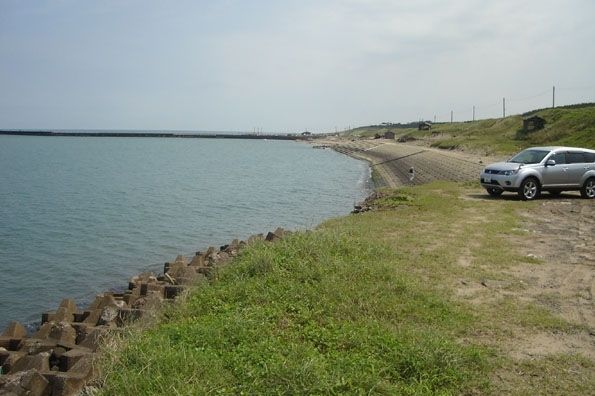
left=584, top=152, right=595, bottom=163
left=567, top=152, right=587, bottom=164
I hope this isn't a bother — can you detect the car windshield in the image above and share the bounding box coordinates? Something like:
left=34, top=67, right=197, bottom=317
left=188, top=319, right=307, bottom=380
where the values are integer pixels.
left=508, top=149, right=550, bottom=164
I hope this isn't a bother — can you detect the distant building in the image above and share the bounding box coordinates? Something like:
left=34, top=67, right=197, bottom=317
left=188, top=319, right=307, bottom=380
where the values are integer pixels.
left=523, top=115, right=546, bottom=132
left=418, top=122, right=432, bottom=131
left=384, top=131, right=395, bottom=139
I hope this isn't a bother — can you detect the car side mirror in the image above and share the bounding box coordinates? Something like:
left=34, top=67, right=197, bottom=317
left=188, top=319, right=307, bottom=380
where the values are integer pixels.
left=546, top=159, right=556, bottom=166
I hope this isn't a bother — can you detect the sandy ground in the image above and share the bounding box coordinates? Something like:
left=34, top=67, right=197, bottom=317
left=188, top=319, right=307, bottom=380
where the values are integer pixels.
left=320, top=137, right=594, bottom=364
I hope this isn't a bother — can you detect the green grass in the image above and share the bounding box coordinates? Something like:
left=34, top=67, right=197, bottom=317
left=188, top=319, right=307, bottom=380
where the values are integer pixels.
left=98, top=183, right=592, bottom=395
left=99, top=231, right=488, bottom=395
left=345, top=104, right=595, bottom=154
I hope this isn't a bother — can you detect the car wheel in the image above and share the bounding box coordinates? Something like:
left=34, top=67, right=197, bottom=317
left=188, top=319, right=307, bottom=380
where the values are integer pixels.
left=487, top=187, right=503, bottom=197
left=518, top=177, right=540, bottom=201
left=580, top=177, right=595, bottom=199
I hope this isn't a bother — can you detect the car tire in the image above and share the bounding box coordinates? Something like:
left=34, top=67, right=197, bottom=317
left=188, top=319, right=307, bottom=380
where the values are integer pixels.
left=518, top=177, right=540, bottom=201
left=580, top=177, right=595, bottom=199
left=487, top=187, right=503, bottom=197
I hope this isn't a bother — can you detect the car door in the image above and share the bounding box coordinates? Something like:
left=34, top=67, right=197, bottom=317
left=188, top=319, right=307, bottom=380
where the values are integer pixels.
left=566, top=151, right=588, bottom=186
left=541, top=152, right=568, bottom=187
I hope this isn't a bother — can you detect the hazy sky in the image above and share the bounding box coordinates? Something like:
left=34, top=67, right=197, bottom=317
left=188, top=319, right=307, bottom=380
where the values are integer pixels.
left=1, top=0, right=594, bottom=132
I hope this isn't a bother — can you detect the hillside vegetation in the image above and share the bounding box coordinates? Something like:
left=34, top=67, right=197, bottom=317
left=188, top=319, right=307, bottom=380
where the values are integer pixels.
left=347, top=103, right=595, bottom=155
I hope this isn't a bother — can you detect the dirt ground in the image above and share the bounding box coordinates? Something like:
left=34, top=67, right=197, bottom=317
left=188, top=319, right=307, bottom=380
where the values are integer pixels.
left=321, top=138, right=594, bottom=365
left=508, top=197, right=595, bottom=359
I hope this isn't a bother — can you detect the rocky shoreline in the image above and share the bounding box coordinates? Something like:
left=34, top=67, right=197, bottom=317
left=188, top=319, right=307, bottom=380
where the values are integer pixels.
left=0, top=227, right=292, bottom=396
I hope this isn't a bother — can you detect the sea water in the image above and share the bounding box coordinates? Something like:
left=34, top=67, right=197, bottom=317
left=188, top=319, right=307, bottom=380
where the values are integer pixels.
left=0, top=135, right=370, bottom=330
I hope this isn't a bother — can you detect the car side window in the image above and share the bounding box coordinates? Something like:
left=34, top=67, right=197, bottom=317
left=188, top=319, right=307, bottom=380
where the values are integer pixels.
left=566, top=152, right=586, bottom=164
left=584, top=152, right=595, bottom=163
left=552, top=152, right=566, bottom=164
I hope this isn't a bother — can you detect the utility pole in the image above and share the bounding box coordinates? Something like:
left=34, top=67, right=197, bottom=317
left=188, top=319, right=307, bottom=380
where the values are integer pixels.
left=552, top=86, right=555, bottom=108
left=473, top=106, right=475, bottom=122
left=502, top=97, right=506, bottom=118
left=450, top=110, right=453, bottom=123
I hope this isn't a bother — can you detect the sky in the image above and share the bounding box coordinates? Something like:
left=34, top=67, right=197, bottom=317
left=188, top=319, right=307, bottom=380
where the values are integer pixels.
left=1, top=0, right=594, bottom=133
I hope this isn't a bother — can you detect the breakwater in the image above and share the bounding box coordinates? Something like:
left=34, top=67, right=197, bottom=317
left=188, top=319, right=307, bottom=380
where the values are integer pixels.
left=0, top=130, right=302, bottom=140
left=0, top=228, right=290, bottom=395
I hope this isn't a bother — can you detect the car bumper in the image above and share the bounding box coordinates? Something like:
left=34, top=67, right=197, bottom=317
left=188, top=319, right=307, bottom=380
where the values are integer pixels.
left=479, top=173, right=521, bottom=191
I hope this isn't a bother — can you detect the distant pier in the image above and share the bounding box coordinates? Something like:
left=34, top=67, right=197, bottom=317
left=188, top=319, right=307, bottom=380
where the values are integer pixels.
left=0, top=130, right=304, bottom=140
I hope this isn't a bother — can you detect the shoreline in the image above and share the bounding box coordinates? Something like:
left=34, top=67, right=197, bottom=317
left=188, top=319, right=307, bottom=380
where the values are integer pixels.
left=0, top=227, right=300, bottom=394
left=0, top=136, right=370, bottom=333
left=0, top=141, right=373, bottom=394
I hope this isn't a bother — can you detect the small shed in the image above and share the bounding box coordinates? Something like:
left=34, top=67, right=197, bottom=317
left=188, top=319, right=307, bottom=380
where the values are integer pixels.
left=523, top=116, right=545, bottom=132
left=384, top=131, right=395, bottom=139
left=418, top=122, right=432, bottom=131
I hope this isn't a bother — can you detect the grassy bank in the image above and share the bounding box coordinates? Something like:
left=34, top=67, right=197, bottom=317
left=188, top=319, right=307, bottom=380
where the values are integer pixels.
left=347, top=103, right=595, bottom=154
left=98, top=182, right=593, bottom=395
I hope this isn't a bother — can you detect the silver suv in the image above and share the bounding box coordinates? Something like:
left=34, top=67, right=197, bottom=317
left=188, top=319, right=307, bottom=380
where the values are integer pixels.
left=480, top=146, right=595, bottom=200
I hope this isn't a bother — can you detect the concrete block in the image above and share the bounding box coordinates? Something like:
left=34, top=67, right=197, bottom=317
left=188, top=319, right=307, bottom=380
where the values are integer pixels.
left=77, top=328, right=106, bottom=351
left=85, top=294, right=116, bottom=312
left=195, top=266, right=211, bottom=276
left=189, top=254, right=205, bottom=267
left=247, top=234, right=264, bottom=244
left=0, top=338, right=22, bottom=352
left=168, top=266, right=198, bottom=284
left=8, top=353, right=50, bottom=374
left=81, top=309, right=102, bottom=326
left=265, top=231, right=279, bottom=242
left=116, top=308, right=145, bottom=324
left=59, top=349, right=92, bottom=372
left=51, top=347, right=67, bottom=360
left=1, top=351, right=26, bottom=374
left=31, top=323, right=52, bottom=340
left=21, top=369, right=50, bottom=396
left=58, top=299, right=77, bottom=314
left=0, top=347, right=8, bottom=366
left=97, top=305, right=119, bottom=326
left=43, top=372, right=86, bottom=396
left=1, top=322, right=27, bottom=339
left=122, top=292, right=140, bottom=306
left=163, top=261, right=185, bottom=276
left=147, top=283, right=165, bottom=297
left=48, top=322, right=77, bottom=345
left=42, top=355, right=96, bottom=395
left=20, top=339, right=58, bottom=355
left=174, top=255, right=189, bottom=265
left=0, top=369, right=50, bottom=396
left=164, top=285, right=185, bottom=299
left=72, top=311, right=89, bottom=323
left=41, top=307, right=74, bottom=325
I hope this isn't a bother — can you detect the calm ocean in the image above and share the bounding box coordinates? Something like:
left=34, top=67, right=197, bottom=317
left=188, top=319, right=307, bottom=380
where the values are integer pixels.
left=0, top=135, right=370, bottom=330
